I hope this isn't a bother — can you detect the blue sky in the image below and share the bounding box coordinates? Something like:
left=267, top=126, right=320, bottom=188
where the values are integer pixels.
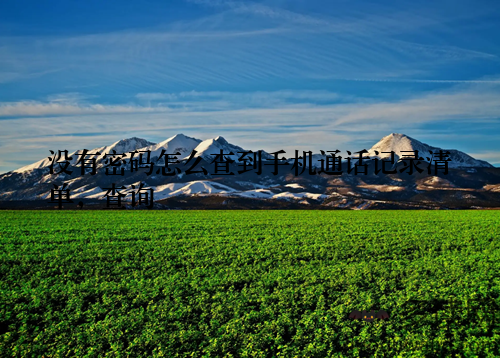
left=1, top=0, right=500, bottom=172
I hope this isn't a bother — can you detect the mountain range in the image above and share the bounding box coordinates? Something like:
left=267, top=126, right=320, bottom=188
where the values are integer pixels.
left=1, top=133, right=499, bottom=210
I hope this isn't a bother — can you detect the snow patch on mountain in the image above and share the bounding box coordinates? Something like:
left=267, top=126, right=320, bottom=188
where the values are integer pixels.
left=234, top=189, right=274, bottom=198
left=154, top=181, right=237, bottom=199
left=272, top=192, right=328, bottom=201
left=285, top=183, right=305, bottom=189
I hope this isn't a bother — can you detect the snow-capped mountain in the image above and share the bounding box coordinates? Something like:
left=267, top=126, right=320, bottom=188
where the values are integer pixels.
left=1, top=133, right=499, bottom=209
left=13, top=137, right=156, bottom=174
left=188, top=136, right=252, bottom=162
left=367, top=133, right=493, bottom=169
left=143, top=134, right=202, bottom=160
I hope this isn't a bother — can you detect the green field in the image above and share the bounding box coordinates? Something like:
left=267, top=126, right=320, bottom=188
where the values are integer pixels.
left=1, top=210, right=500, bottom=357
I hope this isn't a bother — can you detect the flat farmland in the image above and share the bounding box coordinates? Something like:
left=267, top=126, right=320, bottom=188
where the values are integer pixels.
left=1, top=210, right=499, bottom=357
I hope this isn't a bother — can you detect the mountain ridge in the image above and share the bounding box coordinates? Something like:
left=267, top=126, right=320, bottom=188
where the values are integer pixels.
left=1, top=133, right=499, bottom=209
left=8, top=132, right=493, bottom=176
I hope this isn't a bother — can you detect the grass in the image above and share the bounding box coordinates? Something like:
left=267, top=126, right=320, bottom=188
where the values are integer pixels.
left=1, top=210, right=500, bottom=357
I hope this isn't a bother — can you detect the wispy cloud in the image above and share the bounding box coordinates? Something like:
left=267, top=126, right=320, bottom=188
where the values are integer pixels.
left=332, top=82, right=500, bottom=126
left=468, top=151, right=500, bottom=165
left=0, top=68, right=65, bottom=84
left=1, top=81, right=499, bottom=173
left=187, top=0, right=333, bottom=27
left=332, top=78, right=500, bottom=83
left=3, top=80, right=500, bottom=124
left=2, top=82, right=500, bottom=123
left=135, top=90, right=341, bottom=106
left=0, top=90, right=343, bottom=117
left=0, top=101, right=171, bottom=117
left=0, top=0, right=497, bottom=92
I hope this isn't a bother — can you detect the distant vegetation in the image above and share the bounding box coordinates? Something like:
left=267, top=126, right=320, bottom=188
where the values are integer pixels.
left=1, top=210, right=499, bottom=357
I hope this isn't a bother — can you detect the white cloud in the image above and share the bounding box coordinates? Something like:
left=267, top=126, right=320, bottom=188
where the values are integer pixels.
left=468, top=151, right=500, bottom=164
left=135, top=90, right=340, bottom=105
left=0, top=101, right=172, bottom=117
left=2, top=82, right=500, bottom=125
left=332, top=82, right=500, bottom=126
left=1, top=81, right=500, bottom=172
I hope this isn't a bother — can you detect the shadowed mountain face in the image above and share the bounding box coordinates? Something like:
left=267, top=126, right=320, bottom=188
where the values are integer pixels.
left=1, top=133, right=499, bottom=210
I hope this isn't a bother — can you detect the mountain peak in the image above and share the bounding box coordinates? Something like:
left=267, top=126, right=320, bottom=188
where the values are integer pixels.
left=371, top=133, right=422, bottom=153
left=163, top=133, right=202, bottom=143
left=104, top=137, right=155, bottom=154
left=381, top=132, right=414, bottom=141
left=145, top=134, right=202, bottom=158
left=112, top=137, right=154, bottom=147
left=188, top=136, right=246, bottom=161
left=214, top=136, right=228, bottom=145
left=169, top=133, right=191, bottom=140
left=369, top=133, right=492, bottom=168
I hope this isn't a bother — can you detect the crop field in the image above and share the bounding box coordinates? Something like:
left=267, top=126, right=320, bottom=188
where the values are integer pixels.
left=1, top=210, right=500, bottom=357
